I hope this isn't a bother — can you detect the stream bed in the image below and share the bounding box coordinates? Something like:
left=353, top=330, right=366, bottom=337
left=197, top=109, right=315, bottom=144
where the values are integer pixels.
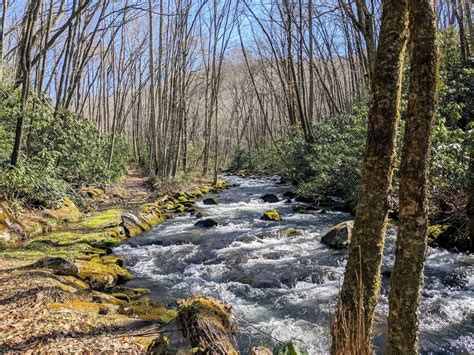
left=114, top=175, right=474, bottom=354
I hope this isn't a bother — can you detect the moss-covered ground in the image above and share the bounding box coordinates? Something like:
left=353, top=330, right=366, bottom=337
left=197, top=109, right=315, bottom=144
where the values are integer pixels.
left=0, top=168, right=228, bottom=352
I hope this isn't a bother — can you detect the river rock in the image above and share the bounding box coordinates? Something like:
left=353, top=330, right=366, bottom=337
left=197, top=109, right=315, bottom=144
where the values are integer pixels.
left=30, top=257, right=79, bottom=276
left=293, top=204, right=318, bottom=213
left=261, top=194, right=279, bottom=203
left=283, top=191, right=296, bottom=199
left=203, top=197, right=219, bottom=205
left=251, top=346, right=273, bottom=355
left=261, top=210, right=282, bottom=222
left=122, top=212, right=150, bottom=237
left=321, top=220, right=354, bottom=249
left=195, top=218, right=219, bottom=228
left=282, top=227, right=302, bottom=237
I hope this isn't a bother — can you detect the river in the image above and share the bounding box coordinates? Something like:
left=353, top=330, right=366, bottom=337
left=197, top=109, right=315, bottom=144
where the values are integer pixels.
left=114, top=175, right=474, bottom=354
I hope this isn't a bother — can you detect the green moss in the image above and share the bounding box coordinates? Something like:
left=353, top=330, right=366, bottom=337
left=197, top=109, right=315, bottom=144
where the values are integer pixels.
left=282, top=227, right=302, bottom=237
left=262, top=210, right=282, bottom=222
left=427, top=224, right=450, bottom=239
left=161, top=202, right=175, bottom=210
left=79, top=208, right=124, bottom=230
left=120, top=301, right=178, bottom=323
left=174, top=204, right=186, bottom=213
left=49, top=301, right=109, bottom=314
left=76, top=259, right=133, bottom=290
left=1, top=242, right=107, bottom=263
left=28, top=227, right=126, bottom=249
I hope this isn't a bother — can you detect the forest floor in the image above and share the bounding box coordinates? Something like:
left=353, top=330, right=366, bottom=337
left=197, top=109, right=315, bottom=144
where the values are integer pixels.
left=0, top=168, right=222, bottom=353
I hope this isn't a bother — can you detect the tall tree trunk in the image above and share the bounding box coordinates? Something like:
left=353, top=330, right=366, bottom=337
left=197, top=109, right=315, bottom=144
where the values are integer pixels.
left=331, top=1, right=408, bottom=353
left=147, top=0, right=157, bottom=174
left=466, top=154, right=474, bottom=249
left=387, top=1, right=439, bottom=353
left=0, top=0, right=7, bottom=76
left=11, top=0, right=42, bottom=166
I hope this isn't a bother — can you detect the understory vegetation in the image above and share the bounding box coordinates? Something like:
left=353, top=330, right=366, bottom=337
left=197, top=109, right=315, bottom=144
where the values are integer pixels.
left=229, top=28, right=473, bottom=220
left=0, top=83, right=130, bottom=208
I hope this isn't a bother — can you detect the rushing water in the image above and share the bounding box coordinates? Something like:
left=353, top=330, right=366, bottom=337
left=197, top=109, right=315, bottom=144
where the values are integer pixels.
left=114, top=175, right=474, bottom=354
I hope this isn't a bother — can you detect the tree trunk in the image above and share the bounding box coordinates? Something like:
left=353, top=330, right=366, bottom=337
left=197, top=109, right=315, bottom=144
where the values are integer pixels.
left=331, top=1, right=408, bottom=353
left=387, top=1, right=439, bottom=353
left=11, top=0, right=42, bottom=166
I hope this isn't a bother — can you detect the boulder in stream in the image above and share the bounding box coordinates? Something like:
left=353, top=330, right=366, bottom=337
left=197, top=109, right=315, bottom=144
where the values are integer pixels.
left=195, top=218, right=219, bottom=228
left=321, top=220, right=353, bottom=249
left=282, top=191, right=296, bottom=199
left=261, top=194, right=279, bottom=203
left=261, top=210, right=282, bottom=222
left=203, top=197, right=219, bottom=205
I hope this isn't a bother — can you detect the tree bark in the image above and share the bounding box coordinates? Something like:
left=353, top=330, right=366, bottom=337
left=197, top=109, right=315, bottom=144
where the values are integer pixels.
left=10, top=0, right=42, bottom=166
left=387, top=1, right=439, bottom=353
left=331, top=1, right=408, bottom=353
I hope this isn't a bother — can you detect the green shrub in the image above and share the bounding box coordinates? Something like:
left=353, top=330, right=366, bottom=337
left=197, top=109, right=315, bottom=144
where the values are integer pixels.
left=0, top=84, right=131, bottom=206
left=0, top=155, right=70, bottom=207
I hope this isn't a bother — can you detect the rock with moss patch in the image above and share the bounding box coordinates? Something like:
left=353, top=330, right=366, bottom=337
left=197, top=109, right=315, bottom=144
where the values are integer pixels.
left=293, top=204, right=318, bottom=214
left=261, top=210, right=282, bottom=222
left=49, top=301, right=109, bottom=315
left=321, top=220, right=353, bottom=249
left=195, top=218, right=219, bottom=228
left=120, top=301, right=177, bottom=323
left=261, top=194, right=279, bottom=203
left=80, top=208, right=124, bottom=230
left=282, top=227, right=302, bottom=237
left=427, top=224, right=469, bottom=251
left=30, top=256, right=79, bottom=276
left=75, top=259, right=133, bottom=290
left=122, top=212, right=150, bottom=237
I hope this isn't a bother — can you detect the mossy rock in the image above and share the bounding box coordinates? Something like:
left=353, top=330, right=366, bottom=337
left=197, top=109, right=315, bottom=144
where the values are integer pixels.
left=100, top=255, right=124, bottom=267
left=261, top=210, right=282, bottom=222
left=76, top=259, right=133, bottom=290
left=427, top=224, right=468, bottom=250
left=45, top=198, right=82, bottom=223
left=122, top=212, right=150, bottom=237
left=111, top=286, right=150, bottom=301
left=177, top=196, right=189, bottom=203
left=282, top=227, right=302, bottom=237
left=174, top=204, right=186, bottom=213
left=29, top=256, right=79, bottom=276
left=120, top=301, right=177, bottom=323
left=28, top=227, right=126, bottom=249
left=190, top=189, right=204, bottom=198
left=60, top=276, right=91, bottom=291
left=161, top=202, right=176, bottom=210
left=49, top=301, right=109, bottom=315
left=141, top=210, right=166, bottom=226
left=214, top=179, right=228, bottom=189
left=321, top=220, right=353, bottom=249
left=292, top=204, right=318, bottom=213
left=80, top=187, right=106, bottom=198
left=80, top=208, right=124, bottom=230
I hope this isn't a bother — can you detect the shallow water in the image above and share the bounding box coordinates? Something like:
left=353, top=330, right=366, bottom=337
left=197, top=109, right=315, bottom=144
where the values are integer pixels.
left=114, top=175, right=474, bottom=354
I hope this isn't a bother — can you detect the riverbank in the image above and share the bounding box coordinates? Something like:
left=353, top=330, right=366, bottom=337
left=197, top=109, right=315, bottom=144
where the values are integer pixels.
left=0, top=169, right=227, bottom=352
